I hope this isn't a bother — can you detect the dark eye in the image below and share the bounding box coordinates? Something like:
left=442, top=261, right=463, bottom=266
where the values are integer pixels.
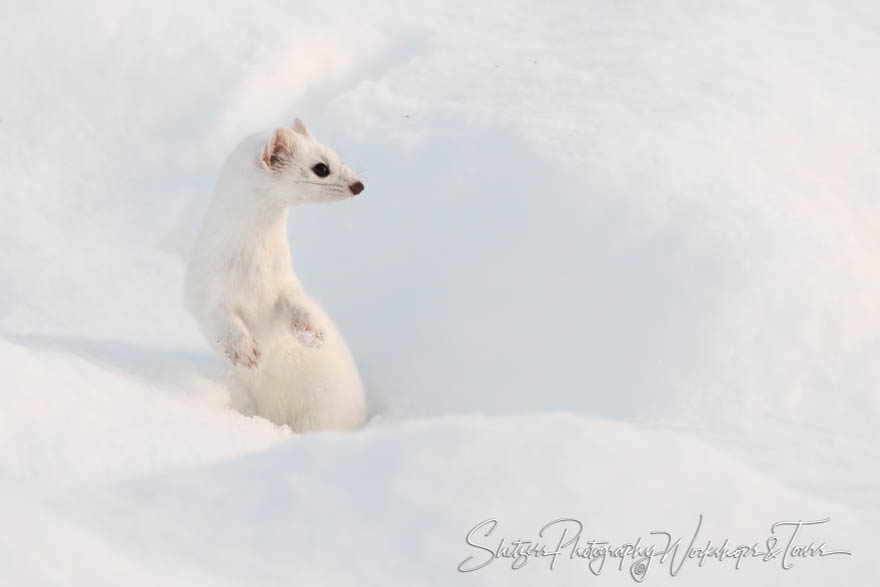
left=311, top=163, right=330, bottom=178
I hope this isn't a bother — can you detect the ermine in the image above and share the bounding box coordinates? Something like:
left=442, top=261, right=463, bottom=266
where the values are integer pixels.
left=185, top=118, right=366, bottom=433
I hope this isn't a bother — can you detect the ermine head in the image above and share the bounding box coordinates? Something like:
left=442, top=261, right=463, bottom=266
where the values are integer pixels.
left=258, top=118, right=364, bottom=205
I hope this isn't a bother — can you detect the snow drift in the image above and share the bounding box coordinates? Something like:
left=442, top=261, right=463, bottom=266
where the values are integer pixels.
left=0, top=0, right=878, bottom=584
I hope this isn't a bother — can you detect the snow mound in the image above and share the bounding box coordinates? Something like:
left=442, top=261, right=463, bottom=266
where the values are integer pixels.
left=1, top=0, right=878, bottom=584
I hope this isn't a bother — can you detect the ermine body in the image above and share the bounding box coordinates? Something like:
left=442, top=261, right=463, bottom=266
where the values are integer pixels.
left=185, top=119, right=366, bottom=432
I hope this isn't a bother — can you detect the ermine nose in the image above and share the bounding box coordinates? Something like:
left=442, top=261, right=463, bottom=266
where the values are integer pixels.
left=349, top=181, right=364, bottom=195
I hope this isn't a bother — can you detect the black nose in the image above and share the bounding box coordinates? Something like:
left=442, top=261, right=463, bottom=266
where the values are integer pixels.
left=349, top=181, right=364, bottom=195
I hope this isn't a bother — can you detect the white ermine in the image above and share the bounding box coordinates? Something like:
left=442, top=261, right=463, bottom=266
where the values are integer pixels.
left=185, top=118, right=366, bottom=432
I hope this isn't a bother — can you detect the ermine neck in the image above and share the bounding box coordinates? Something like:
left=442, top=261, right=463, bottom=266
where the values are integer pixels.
left=194, top=189, right=295, bottom=283
left=234, top=198, right=288, bottom=244
left=211, top=180, right=287, bottom=236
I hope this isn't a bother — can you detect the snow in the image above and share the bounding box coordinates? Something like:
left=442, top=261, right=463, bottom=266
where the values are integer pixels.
left=1, top=0, right=878, bottom=584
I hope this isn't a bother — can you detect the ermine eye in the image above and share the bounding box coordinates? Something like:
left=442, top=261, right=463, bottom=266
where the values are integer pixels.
left=311, top=163, right=330, bottom=178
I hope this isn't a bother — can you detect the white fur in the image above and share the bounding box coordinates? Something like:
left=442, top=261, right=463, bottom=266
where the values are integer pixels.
left=185, top=119, right=366, bottom=432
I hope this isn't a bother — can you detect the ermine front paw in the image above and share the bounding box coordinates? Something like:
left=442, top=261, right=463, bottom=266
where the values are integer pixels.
left=222, top=332, right=260, bottom=368
left=291, top=313, right=324, bottom=348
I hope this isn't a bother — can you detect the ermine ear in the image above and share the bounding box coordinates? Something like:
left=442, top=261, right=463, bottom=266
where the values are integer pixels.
left=261, top=127, right=297, bottom=170
left=292, top=118, right=311, bottom=137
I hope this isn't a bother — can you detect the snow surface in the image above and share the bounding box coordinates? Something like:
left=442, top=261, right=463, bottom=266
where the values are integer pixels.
left=1, top=0, right=878, bottom=584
